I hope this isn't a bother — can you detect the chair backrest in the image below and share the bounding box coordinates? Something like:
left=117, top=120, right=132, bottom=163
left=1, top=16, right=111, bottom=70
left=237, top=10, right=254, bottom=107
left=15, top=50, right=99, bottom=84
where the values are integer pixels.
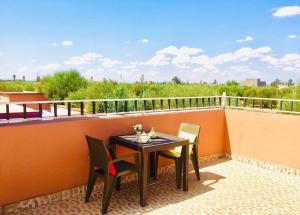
left=177, top=123, right=201, bottom=144
left=85, top=135, right=109, bottom=172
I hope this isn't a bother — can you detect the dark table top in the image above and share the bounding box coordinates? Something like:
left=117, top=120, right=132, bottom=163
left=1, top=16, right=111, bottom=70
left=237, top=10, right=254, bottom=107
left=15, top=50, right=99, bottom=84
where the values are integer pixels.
left=110, top=132, right=189, bottom=152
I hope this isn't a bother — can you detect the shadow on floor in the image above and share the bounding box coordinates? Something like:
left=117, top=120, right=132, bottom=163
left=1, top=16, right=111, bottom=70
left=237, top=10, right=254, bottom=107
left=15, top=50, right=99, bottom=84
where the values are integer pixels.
left=92, top=169, right=226, bottom=214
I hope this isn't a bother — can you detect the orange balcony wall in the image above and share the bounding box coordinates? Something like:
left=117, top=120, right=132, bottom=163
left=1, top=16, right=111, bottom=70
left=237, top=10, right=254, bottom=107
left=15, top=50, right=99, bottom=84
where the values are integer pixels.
left=0, top=109, right=227, bottom=205
left=225, top=109, right=300, bottom=170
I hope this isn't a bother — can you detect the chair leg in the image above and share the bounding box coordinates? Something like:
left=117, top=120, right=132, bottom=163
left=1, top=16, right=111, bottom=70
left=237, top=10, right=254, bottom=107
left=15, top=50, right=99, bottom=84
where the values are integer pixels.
left=192, top=146, right=200, bottom=180
left=102, top=175, right=117, bottom=214
left=154, top=153, right=159, bottom=179
left=116, top=176, right=121, bottom=191
left=175, top=159, right=182, bottom=189
left=85, top=170, right=96, bottom=202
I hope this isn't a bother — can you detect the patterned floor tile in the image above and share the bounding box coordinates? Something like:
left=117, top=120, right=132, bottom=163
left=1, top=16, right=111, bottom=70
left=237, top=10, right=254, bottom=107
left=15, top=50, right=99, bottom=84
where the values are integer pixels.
left=8, top=159, right=300, bottom=215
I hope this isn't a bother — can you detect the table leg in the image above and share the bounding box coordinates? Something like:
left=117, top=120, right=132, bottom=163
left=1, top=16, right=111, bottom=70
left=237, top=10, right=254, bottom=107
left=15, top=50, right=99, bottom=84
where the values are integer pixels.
left=182, top=143, right=189, bottom=191
left=109, top=139, right=117, bottom=159
left=140, top=150, right=148, bottom=206
left=149, top=152, right=156, bottom=177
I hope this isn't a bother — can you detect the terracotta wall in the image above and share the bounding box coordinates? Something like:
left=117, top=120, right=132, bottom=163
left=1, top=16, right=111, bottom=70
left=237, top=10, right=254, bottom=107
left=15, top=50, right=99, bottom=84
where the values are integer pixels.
left=0, top=92, right=50, bottom=111
left=0, top=109, right=227, bottom=205
left=225, top=109, right=300, bottom=169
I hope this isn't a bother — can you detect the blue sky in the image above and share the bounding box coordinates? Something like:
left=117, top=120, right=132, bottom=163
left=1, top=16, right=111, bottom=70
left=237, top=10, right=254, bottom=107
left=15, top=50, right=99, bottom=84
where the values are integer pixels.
left=0, top=0, right=300, bottom=83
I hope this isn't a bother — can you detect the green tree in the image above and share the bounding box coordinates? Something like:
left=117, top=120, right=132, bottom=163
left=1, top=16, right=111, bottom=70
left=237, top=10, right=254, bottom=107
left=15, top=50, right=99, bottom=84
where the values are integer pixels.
left=271, top=79, right=282, bottom=87
left=38, top=70, right=88, bottom=100
left=287, top=79, right=294, bottom=86
left=171, top=76, right=182, bottom=84
left=226, top=80, right=239, bottom=86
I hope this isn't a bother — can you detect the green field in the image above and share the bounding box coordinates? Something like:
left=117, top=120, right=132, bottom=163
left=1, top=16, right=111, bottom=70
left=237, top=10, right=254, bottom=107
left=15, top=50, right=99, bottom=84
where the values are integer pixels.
left=1, top=70, right=299, bottom=112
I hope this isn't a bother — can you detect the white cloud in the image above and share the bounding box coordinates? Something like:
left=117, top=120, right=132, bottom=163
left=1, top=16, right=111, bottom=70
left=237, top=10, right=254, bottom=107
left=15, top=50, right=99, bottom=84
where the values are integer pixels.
left=192, top=46, right=271, bottom=66
left=273, top=6, right=300, bottom=17
left=143, top=45, right=203, bottom=67
left=62, top=40, right=73, bottom=46
left=157, top=45, right=203, bottom=56
left=261, top=53, right=300, bottom=73
left=37, top=63, right=61, bottom=71
left=100, top=58, right=121, bottom=68
left=141, top=45, right=272, bottom=72
left=49, top=42, right=59, bottom=47
left=49, top=40, right=73, bottom=47
left=236, top=36, right=254, bottom=42
left=64, top=52, right=102, bottom=66
left=141, top=38, right=149, bottom=43
left=137, top=45, right=273, bottom=80
left=288, top=34, right=297, bottom=39
left=145, top=53, right=170, bottom=66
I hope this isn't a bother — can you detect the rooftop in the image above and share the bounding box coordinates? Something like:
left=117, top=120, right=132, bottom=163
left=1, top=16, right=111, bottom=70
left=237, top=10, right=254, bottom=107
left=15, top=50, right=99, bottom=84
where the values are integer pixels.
left=1, top=95, right=300, bottom=215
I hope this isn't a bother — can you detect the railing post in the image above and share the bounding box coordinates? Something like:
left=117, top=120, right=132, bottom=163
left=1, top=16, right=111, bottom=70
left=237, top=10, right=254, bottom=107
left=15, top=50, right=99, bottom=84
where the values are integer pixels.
left=168, top=99, right=171, bottom=110
left=80, top=102, right=84, bottom=115
left=290, top=101, right=293, bottom=112
left=23, top=104, right=27, bottom=119
left=221, top=92, right=227, bottom=107
left=152, top=100, right=155, bottom=111
left=175, top=99, right=178, bottom=109
left=54, top=103, right=58, bottom=117
left=195, top=98, right=199, bottom=108
left=6, top=104, right=9, bottom=120
left=92, top=101, right=96, bottom=114
left=67, top=102, right=71, bottom=116
left=182, top=99, right=185, bottom=109
left=280, top=100, right=283, bottom=111
left=115, top=101, right=118, bottom=113
left=104, top=101, right=108, bottom=114
left=125, top=100, right=128, bottom=112
left=134, top=100, right=138, bottom=112
left=201, top=98, right=205, bottom=107
left=189, top=98, right=192, bottom=108
left=39, top=103, right=43, bottom=118
left=160, top=99, right=163, bottom=110
left=143, top=100, right=147, bottom=111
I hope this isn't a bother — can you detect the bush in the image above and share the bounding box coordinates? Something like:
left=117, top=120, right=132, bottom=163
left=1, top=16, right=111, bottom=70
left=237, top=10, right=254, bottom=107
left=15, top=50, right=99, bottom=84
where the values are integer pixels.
left=0, top=81, right=37, bottom=92
left=38, top=70, right=88, bottom=100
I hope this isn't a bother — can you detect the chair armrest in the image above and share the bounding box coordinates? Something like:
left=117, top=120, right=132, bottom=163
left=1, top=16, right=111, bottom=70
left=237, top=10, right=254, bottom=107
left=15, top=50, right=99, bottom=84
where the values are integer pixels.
left=109, top=153, right=139, bottom=164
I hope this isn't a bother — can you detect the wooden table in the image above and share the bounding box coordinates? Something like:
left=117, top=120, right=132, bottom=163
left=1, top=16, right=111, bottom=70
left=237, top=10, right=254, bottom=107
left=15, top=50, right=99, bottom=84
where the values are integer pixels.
left=109, top=132, right=190, bottom=207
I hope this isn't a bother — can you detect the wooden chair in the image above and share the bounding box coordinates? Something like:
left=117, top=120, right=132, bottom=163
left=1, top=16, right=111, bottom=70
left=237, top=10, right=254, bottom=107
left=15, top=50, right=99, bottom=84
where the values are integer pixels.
left=85, top=135, right=140, bottom=214
left=155, top=123, right=201, bottom=189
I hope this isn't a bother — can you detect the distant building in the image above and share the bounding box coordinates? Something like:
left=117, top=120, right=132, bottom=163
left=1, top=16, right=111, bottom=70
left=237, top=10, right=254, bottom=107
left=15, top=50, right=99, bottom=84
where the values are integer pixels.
left=240, top=78, right=266, bottom=87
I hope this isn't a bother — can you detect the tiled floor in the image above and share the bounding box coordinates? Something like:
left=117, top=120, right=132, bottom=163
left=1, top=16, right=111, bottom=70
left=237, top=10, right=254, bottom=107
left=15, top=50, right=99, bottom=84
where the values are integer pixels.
left=14, top=159, right=300, bottom=215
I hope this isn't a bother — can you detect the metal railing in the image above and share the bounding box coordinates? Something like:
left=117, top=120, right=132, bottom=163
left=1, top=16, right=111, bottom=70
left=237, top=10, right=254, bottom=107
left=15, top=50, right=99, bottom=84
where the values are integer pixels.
left=0, top=96, right=223, bottom=120
left=2, top=94, right=300, bottom=121
left=225, top=96, right=300, bottom=114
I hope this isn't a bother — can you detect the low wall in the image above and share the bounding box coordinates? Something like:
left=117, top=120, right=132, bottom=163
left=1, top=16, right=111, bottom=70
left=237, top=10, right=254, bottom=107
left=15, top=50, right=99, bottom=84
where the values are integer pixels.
left=0, top=92, right=50, bottom=111
left=0, top=109, right=227, bottom=205
left=225, top=109, right=300, bottom=170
